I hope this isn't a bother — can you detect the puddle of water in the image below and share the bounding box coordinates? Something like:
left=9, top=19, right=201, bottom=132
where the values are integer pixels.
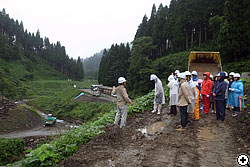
left=198, top=127, right=216, bottom=141
left=56, top=119, right=65, bottom=123
left=138, top=121, right=167, bottom=135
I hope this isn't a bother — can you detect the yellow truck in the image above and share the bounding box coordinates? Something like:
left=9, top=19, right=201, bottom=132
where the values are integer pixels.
left=188, top=51, right=222, bottom=79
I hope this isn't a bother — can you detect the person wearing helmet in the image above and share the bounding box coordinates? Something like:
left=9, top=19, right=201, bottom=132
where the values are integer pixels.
left=185, top=71, right=197, bottom=116
left=112, top=77, right=133, bottom=128
left=174, top=70, right=180, bottom=80
left=224, top=72, right=229, bottom=109
left=192, top=71, right=198, bottom=82
left=230, top=73, right=244, bottom=116
left=227, top=72, right=235, bottom=109
left=176, top=73, right=192, bottom=131
left=201, top=72, right=213, bottom=114
left=150, top=74, right=165, bottom=115
left=193, top=82, right=200, bottom=121
left=210, top=74, right=214, bottom=81
left=197, top=79, right=203, bottom=93
left=167, top=75, right=179, bottom=115
left=212, top=72, right=228, bottom=121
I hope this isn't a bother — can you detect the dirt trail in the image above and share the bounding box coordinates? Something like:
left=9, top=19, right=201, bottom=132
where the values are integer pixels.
left=60, top=107, right=249, bottom=167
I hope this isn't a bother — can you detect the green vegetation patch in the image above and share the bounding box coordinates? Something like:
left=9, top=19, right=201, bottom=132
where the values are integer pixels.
left=0, top=138, right=25, bottom=166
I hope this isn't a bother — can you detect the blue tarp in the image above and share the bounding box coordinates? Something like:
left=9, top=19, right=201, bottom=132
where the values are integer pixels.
left=74, top=92, right=85, bottom=100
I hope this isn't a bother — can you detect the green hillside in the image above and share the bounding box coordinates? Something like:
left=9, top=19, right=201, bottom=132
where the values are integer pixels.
left=0, top=55, right=67, bottom=99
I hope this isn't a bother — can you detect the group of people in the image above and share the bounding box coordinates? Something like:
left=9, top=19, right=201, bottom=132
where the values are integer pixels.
left=111, top=71, right=244, bottom=130
left=167, top=70, right=244, bottom=131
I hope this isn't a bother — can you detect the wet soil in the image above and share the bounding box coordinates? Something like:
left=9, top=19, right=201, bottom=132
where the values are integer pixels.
left=0, top=104, right=43, bottom=134
left=59, top=107, right=250, bottom=167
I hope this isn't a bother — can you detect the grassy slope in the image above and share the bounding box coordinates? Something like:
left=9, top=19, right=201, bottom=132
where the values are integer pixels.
left=0, top=55, right=66, bottom=99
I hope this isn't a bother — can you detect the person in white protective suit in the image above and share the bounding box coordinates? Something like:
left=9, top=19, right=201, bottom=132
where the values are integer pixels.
left=174, top=70, right=180, bottom=80
left=150, top=74, right=165, bottom=115
left=167, top=75, right=179, bottom=115
left=185, top=71, right=197, bottom=115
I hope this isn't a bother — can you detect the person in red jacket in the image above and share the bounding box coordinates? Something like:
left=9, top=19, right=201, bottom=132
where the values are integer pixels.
left=201, top=72, right=213, bottom=114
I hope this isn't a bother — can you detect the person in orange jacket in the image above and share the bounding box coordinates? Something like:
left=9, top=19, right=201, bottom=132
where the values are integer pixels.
left=201, top=72, right=213, bottom=114
left=194, top=82, right=200, bottom=120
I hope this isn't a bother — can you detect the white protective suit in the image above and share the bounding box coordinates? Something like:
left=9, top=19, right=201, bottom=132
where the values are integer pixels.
left=167, top=75, right=178, bottom=106
left=150, top=74, right=165, bottom=114
left=187, top=80, right=198, bottom=113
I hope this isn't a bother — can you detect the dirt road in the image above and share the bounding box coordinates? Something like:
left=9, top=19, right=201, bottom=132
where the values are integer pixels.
left=60, top=107, right=249, bottom=167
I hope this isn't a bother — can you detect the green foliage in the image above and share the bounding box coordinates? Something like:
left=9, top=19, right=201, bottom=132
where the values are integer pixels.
left=98, top=43, right=131, bottom=86
left=217, top=0, right=250, bottom=62
left=9, top=111, right=116, bottom=167
left=66, top=102, right=115, bottom=122
left=9, top=81, right=169, bottom=167
left=152, top=51, right=189, bottom=80
left=223, top=60, right=250, bottom=74
left=0, top=138, right=25, bottom=166
left=26, top=80, right=109, bottom=122
left=127, top=36, right=157, bottom=97
left=129, top=85, right=169, bottom=113
left=0, top=9, right=84, bottom=81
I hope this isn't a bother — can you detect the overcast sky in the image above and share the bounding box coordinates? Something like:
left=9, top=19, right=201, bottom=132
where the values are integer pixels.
left=1, top=0, right=170, bottom=59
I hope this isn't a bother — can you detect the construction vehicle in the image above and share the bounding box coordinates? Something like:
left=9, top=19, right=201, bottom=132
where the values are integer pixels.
left=44, top=114, right=56, bottom=126
left=188, top=51, right=222, bottom=78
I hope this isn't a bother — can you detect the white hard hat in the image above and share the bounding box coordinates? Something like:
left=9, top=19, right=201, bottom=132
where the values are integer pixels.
left=229, top=72, right=235, bottom=76
left=234, top=73, right=241, bottom=78
left=178, top=73, right=186, bottom=79
left=210, top=74, right=213, bottom=78
left=191, top=71, right=197, bottom=75
left=224, top=72, right=228, bottom=77
left=150, top=74, right=157, bottom=81
left=185, top=71, right=191, bottom=76
left=118, top=77, right=126, bottom=84
left=174, top=70, right=180, bottom=74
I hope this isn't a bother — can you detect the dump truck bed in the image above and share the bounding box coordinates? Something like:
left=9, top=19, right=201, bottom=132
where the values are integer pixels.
left=188, top=52, right=222, bottom=79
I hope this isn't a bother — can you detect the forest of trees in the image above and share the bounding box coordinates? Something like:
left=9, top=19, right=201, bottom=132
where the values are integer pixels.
left=98, top=43, right=130, bottom=86
left=98, top=0, right=250, bottom=96
left=0, top=9, right=84, bottom=81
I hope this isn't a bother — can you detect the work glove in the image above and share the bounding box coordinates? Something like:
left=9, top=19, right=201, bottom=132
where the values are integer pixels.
left=229, top=88, right=234, bottom=91
left=207, top=94, right=210, bottom=98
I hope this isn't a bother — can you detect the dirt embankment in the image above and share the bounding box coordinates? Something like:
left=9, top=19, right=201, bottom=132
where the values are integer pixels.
left=0, top=97, right=43, bottom=134
left=59, top=106, right=250, bottom=167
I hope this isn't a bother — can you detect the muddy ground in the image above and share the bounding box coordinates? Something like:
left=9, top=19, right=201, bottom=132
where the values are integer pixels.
left=59, top=107, right=250, bottom=167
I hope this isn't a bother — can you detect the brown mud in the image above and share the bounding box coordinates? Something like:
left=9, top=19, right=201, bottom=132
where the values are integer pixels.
left=60, top=106, right=250, bottom=167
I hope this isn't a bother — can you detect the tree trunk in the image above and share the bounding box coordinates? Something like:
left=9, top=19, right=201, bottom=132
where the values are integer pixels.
left=191, top=30, right=194, bottom=48
left=186, top=32, right=189, bottom=50
left=204, top=26, right=207, bottom=41
left=199, top=24, right=202, bottom=47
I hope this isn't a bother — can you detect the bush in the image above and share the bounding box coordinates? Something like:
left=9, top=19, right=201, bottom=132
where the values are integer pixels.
left=223, top=60, right=250, bottom=73
left=0, top=138, right=25, bottom=166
